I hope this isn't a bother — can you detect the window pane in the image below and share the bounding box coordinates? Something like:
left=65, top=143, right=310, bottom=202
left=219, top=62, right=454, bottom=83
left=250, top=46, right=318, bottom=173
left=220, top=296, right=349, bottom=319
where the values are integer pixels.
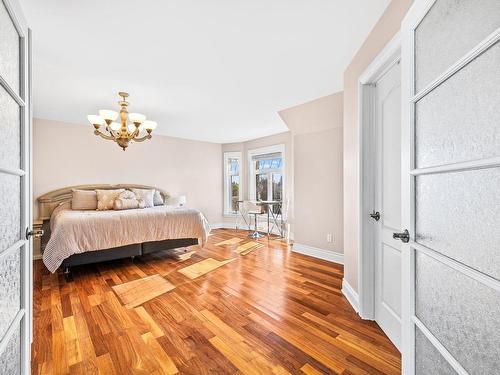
left=256, top=174, right=268, bottom=201
left=272, top=173, right=282, bottom=201
left=272, top=173, right=282, bottom=214
left=229, top=158, right=239, bottom=174
left=231, top=176, right=239, bottom=212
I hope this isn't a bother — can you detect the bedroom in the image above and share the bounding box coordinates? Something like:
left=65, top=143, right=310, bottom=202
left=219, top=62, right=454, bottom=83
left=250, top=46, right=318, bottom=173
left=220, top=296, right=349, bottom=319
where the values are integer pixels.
left=1, top=0, right=499, bottom=374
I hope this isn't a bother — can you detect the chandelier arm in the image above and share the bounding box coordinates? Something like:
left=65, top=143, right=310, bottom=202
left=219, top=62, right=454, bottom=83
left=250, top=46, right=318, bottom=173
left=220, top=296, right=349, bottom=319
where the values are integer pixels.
left=94, top=129, right=116, bottom=140
left=132, top=134, right=152, bottom=142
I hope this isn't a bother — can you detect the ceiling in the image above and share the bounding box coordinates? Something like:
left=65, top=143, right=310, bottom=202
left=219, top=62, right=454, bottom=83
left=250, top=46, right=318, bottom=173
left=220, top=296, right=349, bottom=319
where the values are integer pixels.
left=21, top=0, right=390, bottom=143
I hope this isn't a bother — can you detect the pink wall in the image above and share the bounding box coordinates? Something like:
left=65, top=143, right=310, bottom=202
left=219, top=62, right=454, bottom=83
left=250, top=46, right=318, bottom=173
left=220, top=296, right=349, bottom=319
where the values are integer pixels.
left=33, top=118, right=222, bottom=225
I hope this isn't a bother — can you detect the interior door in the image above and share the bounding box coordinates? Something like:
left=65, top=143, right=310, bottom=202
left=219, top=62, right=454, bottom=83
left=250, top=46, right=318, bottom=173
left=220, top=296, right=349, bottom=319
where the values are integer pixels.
left=374, top=61, right=402, bottom=349
left=0, top=0, right=31, bottom=374
left=401, top=0, right=500, bottom=374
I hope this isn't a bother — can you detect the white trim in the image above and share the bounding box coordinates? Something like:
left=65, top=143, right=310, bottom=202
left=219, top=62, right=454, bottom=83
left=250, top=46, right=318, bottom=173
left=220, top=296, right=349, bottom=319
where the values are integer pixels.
left=210, top=222, right=236, bottom=230
left=413, top=317, right=469, bottom=375
left=410, top=156, right=500, bottom=176
left=223, top=151, right=242, bottom=215
left=292, top=243, right=343, bottom=265
left=401, top=1, right=422, bottom=372
left=411, top=26, right=500, bottom=103
left=358, top=31, right=401, bottom=320
left=0, top=166, right=26, bottom=176
left=359, top=31, right=401, bottom=84
left=33, top=253, right=42, bottom=261
left=0, top=239, right=25, bottom=259
left=247, top=143, right=285, bottom=201
left=341, top=279, right=360, bottom=313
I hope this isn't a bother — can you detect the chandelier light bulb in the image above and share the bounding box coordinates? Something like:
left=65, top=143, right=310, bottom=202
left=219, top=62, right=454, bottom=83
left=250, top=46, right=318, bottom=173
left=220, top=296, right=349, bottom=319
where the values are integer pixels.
left=109, top=122, right=121, bottom=131
left=98, top=109, right=119, bottom=121
left=143, top=120, right=157, bottom=130
left=87, top=115, right=104, bottom=126
left=128, top=113, right=146, bottom=124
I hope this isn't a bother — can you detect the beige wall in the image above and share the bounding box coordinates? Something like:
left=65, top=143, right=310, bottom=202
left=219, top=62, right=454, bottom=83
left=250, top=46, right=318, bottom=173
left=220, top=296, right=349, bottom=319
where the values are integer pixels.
left=221, top=131, right=293, bottom=225
left=33, top=119, right=223, bottom=225
left=280, top=92, right=343, bottom=252
left=343, top=0, right=412, bottom=291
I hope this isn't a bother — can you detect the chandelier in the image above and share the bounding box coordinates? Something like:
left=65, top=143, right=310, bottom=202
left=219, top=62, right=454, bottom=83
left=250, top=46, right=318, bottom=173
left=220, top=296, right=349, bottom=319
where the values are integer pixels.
left=87, top=91, right=157, bottom=150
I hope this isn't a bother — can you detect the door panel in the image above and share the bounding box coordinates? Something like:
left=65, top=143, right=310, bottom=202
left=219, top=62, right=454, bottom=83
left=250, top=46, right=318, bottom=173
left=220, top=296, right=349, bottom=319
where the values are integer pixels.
left=381, top=243, right=402, bottom=317
left=416, top=167, right=500, bottom=280
left=0, top=327, right=21, bottom=374
left=0, top=250, right=21, bottom=338
left=415, top=328, right=456, bottom=375
left=0, top=84, right=21, bottom=169
left=415, top=0, right=500, bottom=91
left=0, top=0, right=30, bottom=374
left=0, top=174, right=21, bottom=252
left=416, top=252, right=500, bottom=373
left=402, top=0, right=500, bottom=373
left=0, top=0, right=20, bottom=94
left=415, top=41, right=500, bottom=168
left=375, top=61, right=402, bottom=349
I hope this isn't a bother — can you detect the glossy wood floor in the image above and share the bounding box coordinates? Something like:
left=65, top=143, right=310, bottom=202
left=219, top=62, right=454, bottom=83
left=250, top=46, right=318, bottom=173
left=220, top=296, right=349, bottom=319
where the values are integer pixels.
left=32, top=229, right=401, bottom=375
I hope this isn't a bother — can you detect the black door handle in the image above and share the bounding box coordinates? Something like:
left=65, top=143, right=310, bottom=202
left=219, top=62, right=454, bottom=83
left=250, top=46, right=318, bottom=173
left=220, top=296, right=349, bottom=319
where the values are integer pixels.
left=393, top=229, right=410, bottom=243
left=369, top=211, right=380, bottom=221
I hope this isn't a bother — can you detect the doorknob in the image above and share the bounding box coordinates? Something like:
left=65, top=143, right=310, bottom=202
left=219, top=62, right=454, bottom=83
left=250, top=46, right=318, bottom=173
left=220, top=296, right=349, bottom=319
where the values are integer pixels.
left=369, top=211, right=380, bottom=221
left=26, top=228, right=44, bottom=240
left=393, top=229, right=410, bottom=243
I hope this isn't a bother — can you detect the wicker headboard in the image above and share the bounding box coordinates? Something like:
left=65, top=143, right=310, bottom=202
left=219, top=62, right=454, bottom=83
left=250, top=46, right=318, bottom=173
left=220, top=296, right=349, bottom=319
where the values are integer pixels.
left=37, top=184, right=170, bottom=220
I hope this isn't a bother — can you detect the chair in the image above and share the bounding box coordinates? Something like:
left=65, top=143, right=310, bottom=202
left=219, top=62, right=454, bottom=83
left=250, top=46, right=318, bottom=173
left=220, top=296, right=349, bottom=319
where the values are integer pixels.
left=242, top=201, right=266, bottom=238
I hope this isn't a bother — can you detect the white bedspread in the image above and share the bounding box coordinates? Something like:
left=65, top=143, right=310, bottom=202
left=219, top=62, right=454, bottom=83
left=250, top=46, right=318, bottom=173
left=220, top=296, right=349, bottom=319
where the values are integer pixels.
left=43, top=204, right=210, bottom=273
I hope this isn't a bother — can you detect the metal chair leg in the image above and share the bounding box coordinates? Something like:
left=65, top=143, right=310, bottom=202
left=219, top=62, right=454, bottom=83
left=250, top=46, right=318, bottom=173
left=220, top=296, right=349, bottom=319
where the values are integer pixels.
left=248, top=213, right=264, bottom=238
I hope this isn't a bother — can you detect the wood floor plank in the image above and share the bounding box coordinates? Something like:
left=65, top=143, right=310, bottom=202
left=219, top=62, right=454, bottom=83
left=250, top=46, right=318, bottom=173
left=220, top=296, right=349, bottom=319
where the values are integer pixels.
left=178, top=257, right=235, bottom=279
left=32, top=229, right=401, bottom=374
left=112, top=274, right=175, bottom=309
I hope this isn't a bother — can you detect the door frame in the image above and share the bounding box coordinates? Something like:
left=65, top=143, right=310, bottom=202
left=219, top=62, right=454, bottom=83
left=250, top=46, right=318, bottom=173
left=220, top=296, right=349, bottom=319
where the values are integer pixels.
left=357, top=31, right=401, bottom=320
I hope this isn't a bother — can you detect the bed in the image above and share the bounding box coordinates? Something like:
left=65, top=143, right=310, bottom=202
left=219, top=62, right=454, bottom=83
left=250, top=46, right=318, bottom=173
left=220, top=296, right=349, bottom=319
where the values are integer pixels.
left=37, top=184, right=210, bottom=275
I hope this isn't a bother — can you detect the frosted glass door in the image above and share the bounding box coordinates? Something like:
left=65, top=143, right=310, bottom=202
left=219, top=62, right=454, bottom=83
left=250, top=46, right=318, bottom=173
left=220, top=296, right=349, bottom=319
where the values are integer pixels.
left=0, top=0, right=31, bottom=374
left=402, top=0, right=500, bottom=374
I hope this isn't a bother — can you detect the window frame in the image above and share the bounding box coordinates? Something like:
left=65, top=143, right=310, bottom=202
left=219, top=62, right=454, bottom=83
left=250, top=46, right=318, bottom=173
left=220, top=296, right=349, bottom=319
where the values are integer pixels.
left=248, top=144, right=285, bottom=202
left=223, top=151, right=242, bottom=216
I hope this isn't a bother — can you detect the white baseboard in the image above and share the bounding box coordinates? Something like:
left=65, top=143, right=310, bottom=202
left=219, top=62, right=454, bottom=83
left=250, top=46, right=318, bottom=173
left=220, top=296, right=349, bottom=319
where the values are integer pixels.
left=342, top=278, right=360, bottom=313
left=292, top=243, right=343, bottom=265
left=210, top=222, right=294, bottom=240
left=33, top=253, right=42, bottom=261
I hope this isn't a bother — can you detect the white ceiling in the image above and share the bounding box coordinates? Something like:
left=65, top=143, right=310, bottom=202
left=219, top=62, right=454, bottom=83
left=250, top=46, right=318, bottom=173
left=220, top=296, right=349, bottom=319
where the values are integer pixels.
left=21, top=0, right=390, bottom=143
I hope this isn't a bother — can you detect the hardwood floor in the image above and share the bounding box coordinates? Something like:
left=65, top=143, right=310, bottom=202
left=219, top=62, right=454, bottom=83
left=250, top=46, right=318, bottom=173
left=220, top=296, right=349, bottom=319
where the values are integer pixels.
left=32, top=229, right=401, bottom=374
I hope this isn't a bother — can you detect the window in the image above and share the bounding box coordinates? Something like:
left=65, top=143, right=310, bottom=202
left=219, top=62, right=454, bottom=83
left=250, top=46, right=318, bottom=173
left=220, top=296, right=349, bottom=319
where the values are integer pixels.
left=248, top=145, right=284, bottom=211
left=223, top=152, right=242, bottom=215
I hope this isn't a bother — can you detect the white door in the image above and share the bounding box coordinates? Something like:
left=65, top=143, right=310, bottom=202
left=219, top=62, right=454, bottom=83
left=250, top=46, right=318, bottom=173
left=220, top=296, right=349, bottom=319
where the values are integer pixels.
left=0, top=0, right=32, bottom=374
left=374, top=61, right=402, bottom=349
left=401, top=0, right=500, bottom=374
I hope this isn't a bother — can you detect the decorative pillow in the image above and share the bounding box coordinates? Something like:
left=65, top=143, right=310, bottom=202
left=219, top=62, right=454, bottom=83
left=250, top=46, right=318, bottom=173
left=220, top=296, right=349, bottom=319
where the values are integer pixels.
left=131, top=188, right=154, bottom=208
left=153, top=190, right=164, bottom=206
left=113, top=190, right=146, bottom=210
left=71, top=189, right=97, bottom=210
left=114, top=198, right=139, bottom=210
left=96, top=189, right=124, bottom=211
left=118, top=190, right=136, bottom=200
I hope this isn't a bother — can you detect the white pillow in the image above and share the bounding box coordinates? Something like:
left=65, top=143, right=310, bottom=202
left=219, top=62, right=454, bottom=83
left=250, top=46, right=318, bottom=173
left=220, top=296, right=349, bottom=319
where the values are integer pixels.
left=153, top=190, right=164, bottom=206
left=131, top=188, right=155, bottom=208
left=71, top=189, right=97, bottom=210
left=95, top=189, right=125, bottom=211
